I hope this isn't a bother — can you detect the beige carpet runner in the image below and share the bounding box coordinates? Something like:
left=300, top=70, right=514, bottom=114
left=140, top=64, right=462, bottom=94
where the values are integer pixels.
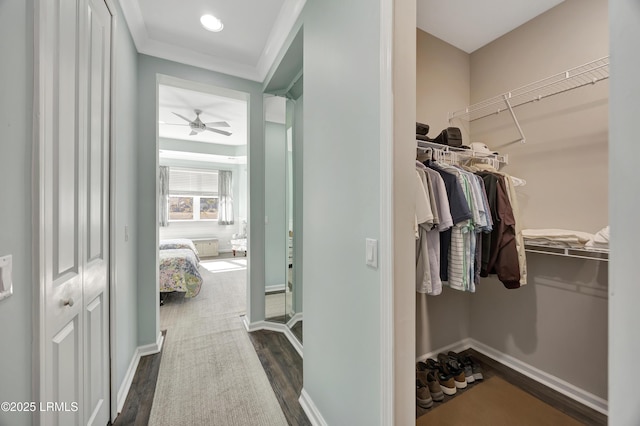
left=416, top=376, right=582, bottom=426
left=149, top=260, right=287, bottom=425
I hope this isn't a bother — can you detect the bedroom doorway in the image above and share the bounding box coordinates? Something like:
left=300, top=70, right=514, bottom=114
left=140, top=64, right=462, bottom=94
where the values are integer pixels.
left=156, top=76, right=249, bottom=316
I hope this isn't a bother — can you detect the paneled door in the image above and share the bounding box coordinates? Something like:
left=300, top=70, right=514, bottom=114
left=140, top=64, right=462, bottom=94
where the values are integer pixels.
left=36, top=0, right=112, bottom=424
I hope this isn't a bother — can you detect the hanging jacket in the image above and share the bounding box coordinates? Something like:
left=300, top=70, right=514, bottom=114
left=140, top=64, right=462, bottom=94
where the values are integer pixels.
left=479, top=172, right=520, bottom=289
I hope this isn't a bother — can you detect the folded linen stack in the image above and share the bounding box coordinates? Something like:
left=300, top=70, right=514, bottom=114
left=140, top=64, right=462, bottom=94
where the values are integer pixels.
left=586, top=226, right=609, bottom=249
left=522, top=228, right=595, bottom=248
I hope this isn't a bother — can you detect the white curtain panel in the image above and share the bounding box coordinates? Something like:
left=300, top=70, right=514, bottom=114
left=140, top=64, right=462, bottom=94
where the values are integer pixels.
left=218, top=170, right=234, bottom=225
left=159, top=166, right=170, bottom=227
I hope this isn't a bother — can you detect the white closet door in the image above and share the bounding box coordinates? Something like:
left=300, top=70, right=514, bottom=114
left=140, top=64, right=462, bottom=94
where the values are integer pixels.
left=83, top=0, right=111, bottom=424
left=38, top=0, right=112, bottom=424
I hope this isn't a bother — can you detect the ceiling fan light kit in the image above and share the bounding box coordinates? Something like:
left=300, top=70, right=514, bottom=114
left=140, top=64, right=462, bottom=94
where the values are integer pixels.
left=168, top=109, right=232, bottom=137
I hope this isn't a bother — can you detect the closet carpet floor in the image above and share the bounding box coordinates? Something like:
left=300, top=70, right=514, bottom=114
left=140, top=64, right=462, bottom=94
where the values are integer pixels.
left=416, top=349, right=607, bottom=425
left=417, top=376, right=581, bottom=426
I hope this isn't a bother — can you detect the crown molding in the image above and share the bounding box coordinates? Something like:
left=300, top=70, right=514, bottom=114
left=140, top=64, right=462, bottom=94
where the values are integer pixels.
left=118, top=0, right=306, bottom=83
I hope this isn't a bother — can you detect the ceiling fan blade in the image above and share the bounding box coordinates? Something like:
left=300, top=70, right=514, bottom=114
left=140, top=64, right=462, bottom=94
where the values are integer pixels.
left=205, top=127, right=232, bottom=136
left=204, top=121, right=230, bottom=128
left=172, top=112, right=193, bottom=123
left=189, top=130, right=198, bottom=136
left=162, top=123, right=190, bottom=126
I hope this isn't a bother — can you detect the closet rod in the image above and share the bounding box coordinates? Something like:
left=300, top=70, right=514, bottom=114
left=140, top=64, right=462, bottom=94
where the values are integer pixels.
left=449, top=56, right=609, bottom=144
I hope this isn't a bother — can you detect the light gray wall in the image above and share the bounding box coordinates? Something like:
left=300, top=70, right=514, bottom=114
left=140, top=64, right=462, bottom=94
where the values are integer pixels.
left=264, top=121, right=287, bottom=288
left=292, top=95, right=303, bottom=313
left=468, top=0, right=609, bottom=400
left=136, top=55, right=266, bottom=345
left=303, top=1, right=383, bottom=424
left=609, top=0, right=640, bottom=423
left=111, top=0, right=141, bottom=394
left=415, top=30, right=472, bottom=356
left=0, top=1, right=33, bottom=424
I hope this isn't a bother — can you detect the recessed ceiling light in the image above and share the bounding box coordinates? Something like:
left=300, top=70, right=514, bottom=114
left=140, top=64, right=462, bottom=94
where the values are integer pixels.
left=200, top=14, right=223, bottom=32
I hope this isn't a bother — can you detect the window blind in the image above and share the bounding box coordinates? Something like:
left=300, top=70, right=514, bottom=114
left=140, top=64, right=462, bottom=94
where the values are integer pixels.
left=169, top=169, right=219, bottom=196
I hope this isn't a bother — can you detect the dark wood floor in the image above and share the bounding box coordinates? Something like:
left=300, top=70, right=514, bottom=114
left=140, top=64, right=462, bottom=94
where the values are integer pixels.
left=248, top=329, right=311, bottom=426
left=111, top=331, right=166, bottom=426
left=416, top=348, right=607, bottom=425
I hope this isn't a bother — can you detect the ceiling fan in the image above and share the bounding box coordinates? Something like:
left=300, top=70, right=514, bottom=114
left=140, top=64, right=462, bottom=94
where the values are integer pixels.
left=166, top=109, right=232, bottom=136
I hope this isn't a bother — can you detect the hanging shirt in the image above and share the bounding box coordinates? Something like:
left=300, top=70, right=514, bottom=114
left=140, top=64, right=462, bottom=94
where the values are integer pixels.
left=415, top=169, right=434, bottom=293
left=427, top=163, right=472, bottom=284
left=414, top=170, right=434, bottom=238
left=423, top=168, right=452, bottom=296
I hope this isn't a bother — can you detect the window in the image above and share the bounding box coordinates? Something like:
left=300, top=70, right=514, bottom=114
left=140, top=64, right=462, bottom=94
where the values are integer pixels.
left=168, top=169, right=219, bottom=221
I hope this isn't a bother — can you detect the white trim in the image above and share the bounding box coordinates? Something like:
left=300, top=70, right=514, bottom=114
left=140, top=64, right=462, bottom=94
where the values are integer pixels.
left=116, top=348, right=140, bottom=413
left=242, top=316, right=303, bottom=358
left=255, top=0, right=306, bottom=81
left=299, top=388, right=329, bottom=426
left=379, top=0, right=394, bottom=424
left=416, top=338, right=608, bottom=416
left=116, top=332, right=165, bottom=413
left=32, top=2, right=46, bottom=423
left=265, top=283, right=286, bottom=293
left=105, top=0, right=119, bottom=421
left=469, top=339, right=609, bottom=415
left=286, top=312, right=303, bottom=328
left=117, top=0, right=305, bottom=82
left=415, top=338, right=473, bottom=363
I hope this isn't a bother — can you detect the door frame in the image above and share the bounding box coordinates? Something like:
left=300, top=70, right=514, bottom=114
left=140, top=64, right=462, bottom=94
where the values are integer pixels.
left=31, top=0, right=117, bottom=423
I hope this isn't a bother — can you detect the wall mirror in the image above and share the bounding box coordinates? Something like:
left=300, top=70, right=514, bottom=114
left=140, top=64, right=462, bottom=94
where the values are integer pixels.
left=263, top=27, right=303, bottom=345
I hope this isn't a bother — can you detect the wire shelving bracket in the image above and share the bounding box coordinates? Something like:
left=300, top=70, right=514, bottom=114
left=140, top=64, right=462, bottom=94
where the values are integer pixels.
left=448, top=56, right=610, bottom=144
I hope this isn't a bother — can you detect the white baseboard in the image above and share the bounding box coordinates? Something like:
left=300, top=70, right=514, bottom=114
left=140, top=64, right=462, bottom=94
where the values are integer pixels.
left=265, top=283, right=286, bottom=293
left=242, top=316, right=303, bottom=358
left=415, top=338, right=472, bottom=363
left=286, top=312, right=303, bottom=328
left=116, top=332, right=164, bottom=413
left=299, top=388, right=328, bottom=426
left=417, top=338, right=608, bottom=416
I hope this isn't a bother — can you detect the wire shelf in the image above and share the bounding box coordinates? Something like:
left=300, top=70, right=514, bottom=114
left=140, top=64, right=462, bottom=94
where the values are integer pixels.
left=448, top=56, right=609, bottom=143
left=417, top=140, right=508, bottom=169
left=524, top=242, right=609, bottom=262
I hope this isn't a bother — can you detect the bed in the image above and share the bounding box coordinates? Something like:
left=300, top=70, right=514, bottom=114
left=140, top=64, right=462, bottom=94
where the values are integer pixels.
left=159, top=238, right=201, bottom=260
left=159, top=247, right=203, bottom=298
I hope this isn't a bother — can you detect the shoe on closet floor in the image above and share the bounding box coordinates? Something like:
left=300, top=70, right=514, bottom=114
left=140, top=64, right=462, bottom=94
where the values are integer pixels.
left=416, top=362, right=445, bottom=402
left=447, top=351, right=475, bottom=384
left=416, top=379, right=434, bottom=409
left=425, top=359, right=457, bottom=396
left=465, top=355, right=484, bottom=381
left=437, top=353, right=467, bottom=389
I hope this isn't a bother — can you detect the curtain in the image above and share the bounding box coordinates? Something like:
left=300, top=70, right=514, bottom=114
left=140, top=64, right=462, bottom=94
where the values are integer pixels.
left=218, top=170, right=234, bottom=225
left=159, top=166, right=170, bottom=227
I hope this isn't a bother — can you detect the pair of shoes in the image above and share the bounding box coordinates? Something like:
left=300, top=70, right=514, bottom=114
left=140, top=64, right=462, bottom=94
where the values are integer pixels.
left=448, top=351, right=484, bottom=382
left=416, top=361, right=444, bottom=401
left=423, top=359, right=457, bottom=396
left=445, top=352, right=474, bottom=384
left=437, top=353, right=467, bottom=389
left=416, top=378, right=434, bottom=409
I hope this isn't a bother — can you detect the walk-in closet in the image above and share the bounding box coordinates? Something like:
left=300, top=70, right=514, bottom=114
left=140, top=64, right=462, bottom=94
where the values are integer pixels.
left=413, top=0, right=608, bottom=423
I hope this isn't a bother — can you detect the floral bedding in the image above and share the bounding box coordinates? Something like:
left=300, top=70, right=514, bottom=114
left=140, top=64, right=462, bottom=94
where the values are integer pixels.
left=159, top=248, right=203, bottom=298
left=159, top=239, right=200, bottom=260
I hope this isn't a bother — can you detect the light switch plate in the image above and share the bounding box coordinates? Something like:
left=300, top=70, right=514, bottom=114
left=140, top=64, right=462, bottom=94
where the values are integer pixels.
left=366, top=238, right=378, bottom=269
left=0, top=255, right=13, bottom=301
